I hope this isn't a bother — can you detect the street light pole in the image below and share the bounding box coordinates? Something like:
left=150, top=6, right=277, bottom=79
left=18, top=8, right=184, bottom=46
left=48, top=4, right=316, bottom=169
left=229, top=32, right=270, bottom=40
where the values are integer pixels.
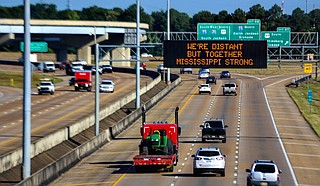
left=94, top=26, right=100, bottom=136
left=166, top=0, right=171, bottom=84
left=136, top=0, right=141, bottom=109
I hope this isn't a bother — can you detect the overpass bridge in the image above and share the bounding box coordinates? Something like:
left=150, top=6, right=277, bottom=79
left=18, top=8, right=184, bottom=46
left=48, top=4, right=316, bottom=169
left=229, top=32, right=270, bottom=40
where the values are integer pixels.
left=0, top=19, right=149, bottom=65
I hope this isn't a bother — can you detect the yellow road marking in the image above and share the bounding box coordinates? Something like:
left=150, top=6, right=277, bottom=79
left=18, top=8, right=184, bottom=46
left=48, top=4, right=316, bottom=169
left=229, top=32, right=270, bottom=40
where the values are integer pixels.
left=113, top=83, right=199, bottom=186
left=112, top=173, right=126, bottom=186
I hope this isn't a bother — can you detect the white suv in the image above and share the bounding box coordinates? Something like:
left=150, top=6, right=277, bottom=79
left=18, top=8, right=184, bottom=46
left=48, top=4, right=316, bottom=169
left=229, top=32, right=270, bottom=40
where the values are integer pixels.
left=198, top=84, right=211, bottom=95
left=192, top=147, right=226, bottom=176
left=246, top=160, right=282, bottom=186
left=37, top=79, right=55, bottom=95
left=99, top=80, right=115, bottom=93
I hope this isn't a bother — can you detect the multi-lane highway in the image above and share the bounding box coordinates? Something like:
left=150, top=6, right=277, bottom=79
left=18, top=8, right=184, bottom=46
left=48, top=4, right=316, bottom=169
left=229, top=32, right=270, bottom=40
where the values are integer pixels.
left=48, top=72, right=320, bottom=186
left=1, top=65, right=319, bottom=186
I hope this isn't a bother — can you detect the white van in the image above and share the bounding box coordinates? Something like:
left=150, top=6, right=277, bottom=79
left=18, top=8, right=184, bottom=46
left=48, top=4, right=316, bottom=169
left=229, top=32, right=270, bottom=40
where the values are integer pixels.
left=43, top=61, right=55, bottom=73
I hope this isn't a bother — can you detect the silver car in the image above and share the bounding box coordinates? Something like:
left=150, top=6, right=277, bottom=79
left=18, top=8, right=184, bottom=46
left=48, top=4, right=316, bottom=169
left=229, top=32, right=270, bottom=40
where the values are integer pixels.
left=246, top=160, right=282, bottom=186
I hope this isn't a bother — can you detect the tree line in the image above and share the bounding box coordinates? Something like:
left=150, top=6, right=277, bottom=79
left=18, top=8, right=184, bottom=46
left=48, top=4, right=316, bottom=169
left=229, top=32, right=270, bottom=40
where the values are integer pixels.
left=0, top=3, right=319, bottom=52
left=1, top=3, right=319, bottom=32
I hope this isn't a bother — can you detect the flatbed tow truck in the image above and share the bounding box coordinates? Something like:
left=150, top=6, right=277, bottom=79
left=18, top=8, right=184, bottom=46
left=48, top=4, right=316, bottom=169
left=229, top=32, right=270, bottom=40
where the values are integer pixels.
left=133, top=107, right=181, bottom=172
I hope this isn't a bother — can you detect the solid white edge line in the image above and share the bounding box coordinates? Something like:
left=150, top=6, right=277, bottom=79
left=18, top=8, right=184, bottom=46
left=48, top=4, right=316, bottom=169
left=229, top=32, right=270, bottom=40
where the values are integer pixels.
left=263, top=88, right=298, bottom=186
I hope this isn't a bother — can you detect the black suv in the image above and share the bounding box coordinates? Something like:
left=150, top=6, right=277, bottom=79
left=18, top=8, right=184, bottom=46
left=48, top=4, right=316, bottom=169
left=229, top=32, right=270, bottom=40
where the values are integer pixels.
left=206, top=76, right=217, bottom=84
left=200, top=118, right=228, bottom=143
left=220, top=71, right=231, bottom=78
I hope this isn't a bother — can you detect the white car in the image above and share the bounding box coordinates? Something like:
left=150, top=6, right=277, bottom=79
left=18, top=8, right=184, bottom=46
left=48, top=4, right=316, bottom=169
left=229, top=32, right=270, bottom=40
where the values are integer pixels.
left=198, top=84, right=211, bottom=94
left=246, top=160, right=282, bottom=186
left=37, top=79, right=55, bottom=95
left=192, top=147, right=226, bottom=176
left=141, top=53, right=153, bottom=57
left=198, top=71, right=209, bottom=79
left=91, top=66, right=103, bottom=75
left=99, top=80, right=114, bottom=93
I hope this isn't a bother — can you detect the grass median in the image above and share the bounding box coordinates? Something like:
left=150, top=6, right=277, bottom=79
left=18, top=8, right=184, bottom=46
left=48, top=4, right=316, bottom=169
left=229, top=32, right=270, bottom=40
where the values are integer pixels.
left=0, top=71, right=62, bottom=88
left=287, top=80, right=320, bottom=137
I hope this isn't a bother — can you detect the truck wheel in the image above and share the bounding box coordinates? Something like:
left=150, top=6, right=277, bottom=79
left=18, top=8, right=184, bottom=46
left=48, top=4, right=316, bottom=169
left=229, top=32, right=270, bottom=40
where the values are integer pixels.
left=235, top=93, right=237, bottom=96
left=135, top=166, right=143, bottom=173
left=221, top=169, right=225, bottom=177
left=222, top=139, right=226, bottom=143
left=168, top=166, right=174, bottom=172
left=223, top=92, right=225, bottom=95
left=38, top=92, right=42, bottom=95
left=87, top=88, right=91, bottom=92
left=202, top=138, right=206, bottom=143
left=51, top=91, right=54, bottom=95
left=193, top=168, right=199, bottom=176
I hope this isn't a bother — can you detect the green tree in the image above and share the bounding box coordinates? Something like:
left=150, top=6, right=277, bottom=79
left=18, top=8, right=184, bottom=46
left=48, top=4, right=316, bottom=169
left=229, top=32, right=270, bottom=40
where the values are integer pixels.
left=231, top=8, right=246, bottom=23
left=190, top=11, right=216, bottom=31
left=266, top=4, right=283, bottom=30
left=31, top=3, right=58, bottom=19
left=151, top=11, right=167, bottom=31
left=290, top=8, right=311, bottom=31
left=217, top=10, right=232, bottom=23
left=58, top=10, right=80, bottom=20
left=170, top=9, right=191, bottom=32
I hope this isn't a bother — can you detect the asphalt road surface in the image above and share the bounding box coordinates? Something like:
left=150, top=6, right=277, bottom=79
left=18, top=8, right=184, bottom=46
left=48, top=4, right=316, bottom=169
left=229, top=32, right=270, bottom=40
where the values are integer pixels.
left=49, top=72, right=320, bottom=186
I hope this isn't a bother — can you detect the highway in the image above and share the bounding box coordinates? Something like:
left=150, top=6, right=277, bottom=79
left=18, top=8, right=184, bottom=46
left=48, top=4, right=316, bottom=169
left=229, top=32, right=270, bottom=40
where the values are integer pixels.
left=48, top=72, right=309, bottom=186
left=1, top=66, right=319, bottom=186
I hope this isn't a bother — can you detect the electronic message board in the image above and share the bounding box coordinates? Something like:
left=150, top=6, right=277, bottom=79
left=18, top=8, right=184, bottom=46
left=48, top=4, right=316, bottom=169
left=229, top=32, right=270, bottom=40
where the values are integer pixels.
left=164, top=40, right=267, bottom=68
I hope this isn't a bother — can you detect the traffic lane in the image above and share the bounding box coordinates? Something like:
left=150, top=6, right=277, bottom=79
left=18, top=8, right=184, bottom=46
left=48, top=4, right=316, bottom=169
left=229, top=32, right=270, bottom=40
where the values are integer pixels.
left=0, top=72, right=152, bottom=156
left=0, top=86, right=22, bottom=105
left=49, top=75, right=201, bottom=186
left=49, top=75, right=241, bottom=186
left=265, top=81, right=320, bottom=185
left=237, top=77, right=296, bottom=186
left=174, top=78, right=240, bottom=186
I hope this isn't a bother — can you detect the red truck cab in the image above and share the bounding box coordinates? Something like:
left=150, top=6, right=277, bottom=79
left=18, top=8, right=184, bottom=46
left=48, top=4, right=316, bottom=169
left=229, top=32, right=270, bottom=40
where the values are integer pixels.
left=74, top=70, right=92, bottom=92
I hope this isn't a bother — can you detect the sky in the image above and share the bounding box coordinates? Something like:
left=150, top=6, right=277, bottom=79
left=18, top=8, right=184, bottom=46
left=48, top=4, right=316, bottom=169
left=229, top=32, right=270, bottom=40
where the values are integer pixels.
left=0, top=0, right=318, bottom=16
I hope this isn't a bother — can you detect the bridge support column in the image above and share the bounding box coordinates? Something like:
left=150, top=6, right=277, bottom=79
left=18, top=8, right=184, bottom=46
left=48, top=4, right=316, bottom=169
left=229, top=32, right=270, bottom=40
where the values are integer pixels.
left=111, top=47, right=130, bottom=67
left=78, top=46, right=92, bottom=64
left=56, top=48, right=68, bottom=62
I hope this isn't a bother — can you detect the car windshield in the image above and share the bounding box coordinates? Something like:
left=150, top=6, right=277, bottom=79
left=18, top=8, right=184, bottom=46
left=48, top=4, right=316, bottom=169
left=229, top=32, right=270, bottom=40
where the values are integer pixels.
left=201, top=84, right=209, bottom=88
left=198, top=151, right=220, bottom=157
left=253, top=164, right=276, bottom=173
left=40, top=82, right=51, bottom=86
left=222, top=71, right=229, bottom=74
left=224, top=84, right=235, bottom=87
left=101, top=81, right=112, bottom=85
left=204, top=121, right=223, bottom=128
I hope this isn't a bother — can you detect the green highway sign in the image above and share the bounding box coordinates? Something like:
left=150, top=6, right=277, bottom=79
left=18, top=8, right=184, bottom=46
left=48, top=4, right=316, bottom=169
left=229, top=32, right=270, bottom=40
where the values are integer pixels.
left=197, top=20, right=260, bottom=41
left=20, top=41, right=48, bottom=52
left=261, top=31, right=290, bottom=47
left=277, top=27, right=291, bottom=32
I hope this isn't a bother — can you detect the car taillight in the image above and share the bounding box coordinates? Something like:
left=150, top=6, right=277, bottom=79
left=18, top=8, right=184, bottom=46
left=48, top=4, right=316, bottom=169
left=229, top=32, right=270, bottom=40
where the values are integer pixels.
left=277, top=174, right=280, bottom=181
left=216, top=157, right=224, bottom=161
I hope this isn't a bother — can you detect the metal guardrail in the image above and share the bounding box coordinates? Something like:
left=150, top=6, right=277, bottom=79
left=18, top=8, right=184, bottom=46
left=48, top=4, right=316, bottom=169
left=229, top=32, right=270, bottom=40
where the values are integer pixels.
left=286, top=74, right=312, bottom=87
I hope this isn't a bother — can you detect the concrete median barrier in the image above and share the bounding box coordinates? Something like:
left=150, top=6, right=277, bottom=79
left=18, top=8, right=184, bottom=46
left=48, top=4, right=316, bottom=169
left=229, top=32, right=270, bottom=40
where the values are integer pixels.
left=16, top=74, right=180, bottom=186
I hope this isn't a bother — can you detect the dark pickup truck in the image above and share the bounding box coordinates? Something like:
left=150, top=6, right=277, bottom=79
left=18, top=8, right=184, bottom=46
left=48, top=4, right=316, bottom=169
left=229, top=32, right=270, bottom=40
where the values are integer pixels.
left=200, top=119, right=228, bottom=143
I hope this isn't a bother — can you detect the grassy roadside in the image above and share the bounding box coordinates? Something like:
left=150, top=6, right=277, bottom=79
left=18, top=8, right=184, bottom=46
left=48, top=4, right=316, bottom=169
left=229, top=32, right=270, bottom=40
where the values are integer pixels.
left=0, top=71, right=62, bottom=88
left=287, top=80, right=320, bottom=137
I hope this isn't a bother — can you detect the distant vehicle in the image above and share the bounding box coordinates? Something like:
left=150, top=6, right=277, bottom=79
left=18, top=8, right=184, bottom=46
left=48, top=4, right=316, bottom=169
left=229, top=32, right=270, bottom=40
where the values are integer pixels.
left=37, top=79, right=55, bottom=95
left=91, top=66, right=103, bottom=75
left=43, top=61, right=55, bottom=73
left=101, top=64, right=113, bottom=73
left=180, top=68, right=192, bottom=74
left=198, top=84, right=211, bottom=95
left=59, top=61, right=67, bottom=70
left=74, top=70, right=92, bottom=92
left=141, top=53, right=153, bottom=57
left=206, top=76, right=217, bottom=84
left=200, top=118, right=228, bottom=143
left=70, top=62, right=84, bottom=72
left=199, top=68, right=210, bottom=74
left=134, top=63, right=147, bottom=70
left=192, top=147, right=226, bottom=176
left=69, top=77, right=75, bottom=86
left=220, top=70, right=231, bottom=78
left=246, top=160, right=282, bottom=186
left=222, top=83, right=238, bottom=96
left=198, top=71, right=209, bottom=79
left=157, top=64, right=167, bottom=73
left=99, top=79, right=115, bottom=93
